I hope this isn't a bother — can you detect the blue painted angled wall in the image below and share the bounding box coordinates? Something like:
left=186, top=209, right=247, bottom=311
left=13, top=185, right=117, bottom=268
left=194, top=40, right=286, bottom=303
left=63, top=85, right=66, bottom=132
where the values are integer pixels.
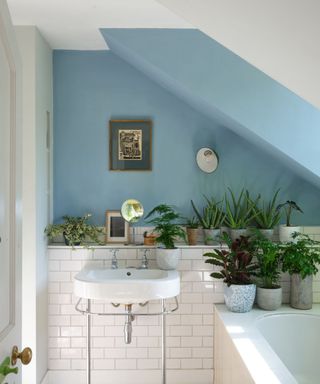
left=53, top=50, right=320, bottom=225
left=101, top=29, right=320, bottom=186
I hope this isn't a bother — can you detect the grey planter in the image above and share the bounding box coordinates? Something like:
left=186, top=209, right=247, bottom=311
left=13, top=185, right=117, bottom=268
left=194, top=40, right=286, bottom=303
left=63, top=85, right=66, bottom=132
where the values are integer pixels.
left=230, top=228, right=247, bottom=241
left=224, top=283, right=256, bottom=313
left=257, top=287, right=282, bottom=311
left=290, top=274, right=313, bottom=309
left=203, top=229, right=220, bottom=245
left=258, top=229, right=274, bottom=241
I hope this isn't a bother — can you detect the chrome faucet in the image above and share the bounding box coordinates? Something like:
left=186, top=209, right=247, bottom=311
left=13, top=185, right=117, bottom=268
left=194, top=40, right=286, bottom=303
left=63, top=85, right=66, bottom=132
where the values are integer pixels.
left=139, top=249, right=149, bottom=269
left=110, top=249, right=119, bottom=269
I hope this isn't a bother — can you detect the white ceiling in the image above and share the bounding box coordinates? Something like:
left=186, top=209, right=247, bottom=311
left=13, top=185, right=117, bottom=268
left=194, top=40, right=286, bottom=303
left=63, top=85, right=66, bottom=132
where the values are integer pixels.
left=7, top=0, right=193, bottom=50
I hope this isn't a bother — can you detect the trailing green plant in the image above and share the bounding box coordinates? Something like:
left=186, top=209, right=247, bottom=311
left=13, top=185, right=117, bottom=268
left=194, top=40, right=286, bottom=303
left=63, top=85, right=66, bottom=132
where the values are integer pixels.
left=276, top=200, right=303, bottom=226
left=145, top=204, right=186, bottom=249
left=185, top=216, right=199, bottom=229
left=251, top=232, right=281, bottom=288
left=281, top=233, right=320, bottom=279
left=191, top=197, right=225, bottom=229
left=251, top=189, right=281, bottom=229
left=224, top=188, right=260, bottom=229
left=204, top=233, right=258, bottom=286
left=45, top=214, right=103, bottom=246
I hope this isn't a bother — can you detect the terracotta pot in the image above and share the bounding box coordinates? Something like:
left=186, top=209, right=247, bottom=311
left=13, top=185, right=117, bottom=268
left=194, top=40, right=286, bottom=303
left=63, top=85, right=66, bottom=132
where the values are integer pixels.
left=186, top=228, right=198, bottom=245
left=143, top=235, right=157, bottom=246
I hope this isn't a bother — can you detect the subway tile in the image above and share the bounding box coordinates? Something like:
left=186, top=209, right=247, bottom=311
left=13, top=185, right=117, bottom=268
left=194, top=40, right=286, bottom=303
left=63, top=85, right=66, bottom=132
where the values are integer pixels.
left=126, top=348, right=148, bottom=359
left=169, top=347, right=192, bottom=358
left=49, top=337, right=70, bottom=348
left=181, top=358, right=202, bottom=369
left=48, top=282, right=60, bottom=293
left=166, top=359, right=181, bottom=369
left=168, top=326, right=192, bottom=337
left=148, top=348, right=161, bottom=359
left=115, top=359, right=137, bottom=370
left=48, top=260, right=60, bottom=271
left=166, top=336, right=181, bottom=347
left=181, top=249, right=203, bottom=260
left=48, top=359, right=71, bottom=370
left=180, top=314, right=202, bottom=325
left=61, top=326, right=82, bottom=337
left=180, top=293, right=203, bottom=304
left=60, top=260, right=82, bottom=271
left=93, top=359, right=115, bottom=370
left=60, top=282, right=73, bottom=293
left=48, top=249, right=71, bottom=260
left=49, top=271, right=71, bottom=282
left=181, top=271, right=202, bottom=282
left=192, top=347, right=213, bottom=358
left=49, top=315, right=70, bottom=326
left=61, top=348, right=82, bottom=359
left=137, top=359, right=159, bottom=369
left=48, top=348, right=60, bottom=359
left=48, top=305, right=60, bottom=315
left=92, top=337, right=115, bottom=348
left=49, top=293, right=71, bottom=305
left=192, top=325, right=213, bottom=336
left=137, top=337, right=159, bottom=348
left=104, top=348, right=126, bottom=359
left=71, top=359, right=86, bottom=370
left=181, top=337, right=202, bottom=347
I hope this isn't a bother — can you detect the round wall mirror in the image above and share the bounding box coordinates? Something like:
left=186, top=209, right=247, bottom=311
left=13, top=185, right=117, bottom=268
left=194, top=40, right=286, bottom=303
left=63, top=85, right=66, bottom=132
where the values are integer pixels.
left=196, top=147, right=218, bottom=173
left=121, top=199, right=144, bottom=223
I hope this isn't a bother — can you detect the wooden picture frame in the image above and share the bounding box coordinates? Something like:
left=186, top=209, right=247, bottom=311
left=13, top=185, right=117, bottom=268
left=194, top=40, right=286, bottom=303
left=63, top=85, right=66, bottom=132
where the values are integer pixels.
left=109, top=119, right=152, bottom=171
left=105, top=210, right=129, bottom=243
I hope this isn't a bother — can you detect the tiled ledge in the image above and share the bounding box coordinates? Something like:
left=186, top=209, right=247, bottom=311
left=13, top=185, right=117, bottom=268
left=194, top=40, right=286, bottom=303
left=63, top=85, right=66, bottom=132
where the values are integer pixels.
left=47, top=243, right=227, bottom=249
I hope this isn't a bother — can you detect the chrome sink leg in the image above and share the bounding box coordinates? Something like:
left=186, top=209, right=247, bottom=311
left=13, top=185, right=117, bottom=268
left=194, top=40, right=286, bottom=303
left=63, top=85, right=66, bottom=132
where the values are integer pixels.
left=87, top=299, right=91, bottom=384
left=162, top=299, right=166, bottom=384
left=124, top=304, right=134, bottom=344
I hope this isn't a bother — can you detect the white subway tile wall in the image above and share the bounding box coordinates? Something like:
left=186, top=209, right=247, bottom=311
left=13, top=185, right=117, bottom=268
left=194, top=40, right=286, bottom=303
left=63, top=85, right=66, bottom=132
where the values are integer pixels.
left=47, top=226, right=320, bottom=380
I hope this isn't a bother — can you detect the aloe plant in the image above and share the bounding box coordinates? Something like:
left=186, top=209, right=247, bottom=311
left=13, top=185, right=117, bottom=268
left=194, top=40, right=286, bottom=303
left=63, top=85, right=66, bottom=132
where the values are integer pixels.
left=251, top=189, right=281, bottom=229
left=224, top=188, right=260, bottom=229
left=276, top=200, right=303, bottom=226
left=191, top=197, right=225, bottom=229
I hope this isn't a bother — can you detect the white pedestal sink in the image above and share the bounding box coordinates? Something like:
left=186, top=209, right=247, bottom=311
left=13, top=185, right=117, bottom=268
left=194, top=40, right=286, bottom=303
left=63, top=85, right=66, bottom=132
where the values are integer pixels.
left=74, top=266, right=180, bottom=303
left=74, top=266, right=180, bottom=384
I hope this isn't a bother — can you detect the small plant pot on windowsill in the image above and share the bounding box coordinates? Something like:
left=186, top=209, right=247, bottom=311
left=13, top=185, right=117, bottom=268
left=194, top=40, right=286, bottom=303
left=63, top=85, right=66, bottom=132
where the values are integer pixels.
left=224, top=283, right=256, bottom=313
left=186, top=228, right=198, bottom=245
left=257, top=286, right=282, bottom=310
left=279, top=225, right=300, bottom=243
left=229, top=228, right=247, bottom=241
left=156, top=248, right=181, bottom=270
left=203, top=228, right=220, bottom=245
left=63, top=233, right=82, bottom=246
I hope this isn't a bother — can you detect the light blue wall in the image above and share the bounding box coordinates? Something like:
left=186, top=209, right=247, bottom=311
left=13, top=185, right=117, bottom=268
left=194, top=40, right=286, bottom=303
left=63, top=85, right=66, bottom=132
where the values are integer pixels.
left=53, top=50, right=320, bottom=225
left=101, top=29, right=320, bottom=186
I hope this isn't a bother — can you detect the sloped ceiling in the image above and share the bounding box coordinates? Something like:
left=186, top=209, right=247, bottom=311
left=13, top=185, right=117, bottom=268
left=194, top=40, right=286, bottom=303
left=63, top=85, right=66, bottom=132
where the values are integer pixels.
left=101, top=28, right=320, bottom=187
left=156, top=0, right=320, bottom=110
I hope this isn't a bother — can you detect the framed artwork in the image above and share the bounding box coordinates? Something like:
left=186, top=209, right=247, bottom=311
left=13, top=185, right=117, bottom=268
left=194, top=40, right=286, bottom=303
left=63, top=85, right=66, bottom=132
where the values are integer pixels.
left=109, top=119, right=152, bottom=171
left=105, top=210, right=129, bottom=243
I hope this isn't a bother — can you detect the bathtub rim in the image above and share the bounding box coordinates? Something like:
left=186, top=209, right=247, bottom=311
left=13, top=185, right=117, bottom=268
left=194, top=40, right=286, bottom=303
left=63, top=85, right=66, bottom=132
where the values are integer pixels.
left=214, top=304, right=320, bottom=384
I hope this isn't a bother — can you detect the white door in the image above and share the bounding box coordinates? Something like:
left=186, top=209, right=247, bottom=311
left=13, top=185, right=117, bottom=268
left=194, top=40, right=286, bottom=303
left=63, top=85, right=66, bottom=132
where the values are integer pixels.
left=0, top=1, right=24, bottom=383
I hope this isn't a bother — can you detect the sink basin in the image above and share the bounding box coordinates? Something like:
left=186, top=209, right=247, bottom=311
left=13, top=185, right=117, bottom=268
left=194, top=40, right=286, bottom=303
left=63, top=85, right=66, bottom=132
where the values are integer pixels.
left=74, top=266, right=180, bottom=304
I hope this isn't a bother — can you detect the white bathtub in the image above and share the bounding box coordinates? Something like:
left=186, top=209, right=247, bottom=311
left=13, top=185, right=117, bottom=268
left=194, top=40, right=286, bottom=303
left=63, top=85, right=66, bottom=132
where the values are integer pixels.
left=214, top=304, right=320, bottom=384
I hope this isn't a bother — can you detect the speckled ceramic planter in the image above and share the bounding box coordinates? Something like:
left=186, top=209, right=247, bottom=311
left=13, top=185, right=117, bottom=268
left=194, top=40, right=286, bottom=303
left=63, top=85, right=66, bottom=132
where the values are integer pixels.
left=156, top=248, right=181, bottom=270
left=224, top=283, right=256, bottom=313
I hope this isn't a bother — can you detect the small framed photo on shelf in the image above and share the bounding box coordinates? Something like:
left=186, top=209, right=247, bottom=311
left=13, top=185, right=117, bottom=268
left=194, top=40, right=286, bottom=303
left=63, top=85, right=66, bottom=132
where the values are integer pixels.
left=105, top=210, right=129, bottom=243
left=109, top=119, right=152, bottom=171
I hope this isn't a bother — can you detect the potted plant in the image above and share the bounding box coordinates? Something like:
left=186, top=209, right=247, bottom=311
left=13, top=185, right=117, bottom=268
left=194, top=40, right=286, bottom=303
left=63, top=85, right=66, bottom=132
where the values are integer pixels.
left=224, top=188, right=260, bottom=241
left=191, top=198, right=225, bottom=245
left=252, top=232, right=282, bottom=310
left=204, top=233, right=258, bottom=312
left=281, top=233, right=320, bottom=309
left=45, top=213, right=103, bottom=246
left=250, top=189, right=281, bottom=240
left=143, top=230, right=157, bottom=246
left=145, top=204, right=186, bottom=270
left=276, top=200, right=303, bottom=242
left=185, top=217, right=199, bottom=246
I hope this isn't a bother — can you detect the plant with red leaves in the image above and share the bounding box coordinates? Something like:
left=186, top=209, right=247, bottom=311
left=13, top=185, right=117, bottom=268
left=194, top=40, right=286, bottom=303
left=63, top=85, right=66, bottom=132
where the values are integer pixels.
left=204, top=233, right=258, bottom=286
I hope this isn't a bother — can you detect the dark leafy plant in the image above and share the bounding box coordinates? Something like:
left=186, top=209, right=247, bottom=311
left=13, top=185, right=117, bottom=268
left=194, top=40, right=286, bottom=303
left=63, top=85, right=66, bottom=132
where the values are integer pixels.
left=204, top=233, right=258, bottom=286
left=276, top=200, right=303, bottom=226
left=224, top=188, right=260, bottom=229
left=281, top=233, right=320, bottom=279
left=45, top=214, right=103, bottom=246
left=251, top=232, right=281, bottom=288
left=191, top=197, right=225, bottom=229
left=145, top=204, right=186, bottom=249
left=251, top=189, right=281, bottom=229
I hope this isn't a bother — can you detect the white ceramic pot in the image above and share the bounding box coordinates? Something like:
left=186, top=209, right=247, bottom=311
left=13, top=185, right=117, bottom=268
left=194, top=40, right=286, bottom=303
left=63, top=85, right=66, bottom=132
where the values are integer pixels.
left=257, top=287, right=282, bottom=310
left=279, top=225, right=300, bottom=243
left=230, top=228, right=247, bottom=241
left=223, top=283, right=256, bottom=313
left=156, top=248, right=181, bottom=270
left=203, top=228, right=220, bottom=245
